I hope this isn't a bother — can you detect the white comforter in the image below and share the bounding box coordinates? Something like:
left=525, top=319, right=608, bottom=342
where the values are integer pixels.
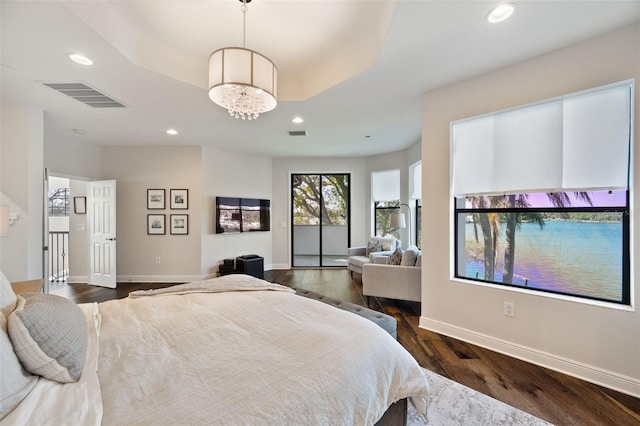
left=98, top=274, right=429, bottom=425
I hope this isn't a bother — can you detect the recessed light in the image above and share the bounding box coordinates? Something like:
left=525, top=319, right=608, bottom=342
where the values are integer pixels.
left=486, top=3, right=516, bottom=23
left=166, top=129, right=178, bottom=135
left=68, top=53, right=93, bottom=66
left=71, top=128, right=87, bottom=135
left=292, top=116, right=304, bottom=124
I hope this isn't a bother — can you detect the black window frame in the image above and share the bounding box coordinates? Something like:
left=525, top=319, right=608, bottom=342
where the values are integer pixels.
left=415, top=199, right=422, bottom=250
left=453, top=191, right=630, bottom=305
left=374, top=200, right=400, bottom=239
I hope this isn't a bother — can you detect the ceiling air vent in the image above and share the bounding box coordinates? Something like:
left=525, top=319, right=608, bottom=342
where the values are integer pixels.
left=43, top=82, right=125, bottom=108
left=288, top=130, right=308, bottom=136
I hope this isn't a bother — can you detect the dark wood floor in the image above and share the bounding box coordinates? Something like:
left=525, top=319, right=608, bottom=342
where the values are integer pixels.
left=52, top=269, right=640, bottom=426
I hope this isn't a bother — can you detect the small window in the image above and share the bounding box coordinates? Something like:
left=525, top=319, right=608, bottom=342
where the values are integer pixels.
left=372, top=169, right=401, bottom=239
left=374, top=201, right=400, bottom=239
left=48, top=188, right=69, bottom=217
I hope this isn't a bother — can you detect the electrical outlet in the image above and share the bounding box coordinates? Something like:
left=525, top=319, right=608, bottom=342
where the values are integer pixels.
left=155, top=257, right=161, bottom=265
left=504, top=302, right=515, bottom=317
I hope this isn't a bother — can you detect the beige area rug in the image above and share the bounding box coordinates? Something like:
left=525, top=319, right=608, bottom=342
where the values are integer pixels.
left=407, top=369, right=553, bottom=425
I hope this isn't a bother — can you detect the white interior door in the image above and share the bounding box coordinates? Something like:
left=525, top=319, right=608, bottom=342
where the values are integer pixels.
left=88, top=180, right=116, bottom=288
left=42, top=168, right=49, bottom=293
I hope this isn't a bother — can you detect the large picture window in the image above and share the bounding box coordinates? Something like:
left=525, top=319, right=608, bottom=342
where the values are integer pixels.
left=451, top=80, right=632, bottom=305
left=454, top=191, right=630, bottom=304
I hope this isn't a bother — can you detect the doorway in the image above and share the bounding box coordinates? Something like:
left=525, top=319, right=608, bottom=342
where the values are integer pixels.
left=47, top=176, right=71, bottom=287
left=291, top=174, right=350, bottom=267
left=45, top=174, right=116, bottom=288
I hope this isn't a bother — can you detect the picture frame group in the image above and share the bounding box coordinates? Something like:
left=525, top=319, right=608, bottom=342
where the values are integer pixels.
left=146, top=188, right=189, bottom=235
left=147, top=189, right=189, bottom=210
left=147, top=214, right=189, bottom=235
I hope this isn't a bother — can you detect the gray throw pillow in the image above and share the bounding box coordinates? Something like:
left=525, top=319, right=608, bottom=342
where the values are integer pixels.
left=8, top=293, right=87, bottom=383
left=388, top=247, right=403, bottom=265
left=366, top=239, right=382, bottom=256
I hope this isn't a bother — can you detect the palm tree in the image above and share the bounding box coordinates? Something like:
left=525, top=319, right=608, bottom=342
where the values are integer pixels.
left=470, top=192, right=592, bottom=284
left=469, top=195, right=501, bottom=281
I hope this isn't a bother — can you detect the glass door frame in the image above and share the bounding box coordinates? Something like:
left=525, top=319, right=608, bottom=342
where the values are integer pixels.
left=290, top=173, right=351, bottom=268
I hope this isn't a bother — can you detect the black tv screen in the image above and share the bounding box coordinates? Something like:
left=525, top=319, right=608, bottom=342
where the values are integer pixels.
left=216, top=197, right=270, bottom=234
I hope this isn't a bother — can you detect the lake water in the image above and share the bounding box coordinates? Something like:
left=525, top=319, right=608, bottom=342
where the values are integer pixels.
left=464, top=221, right=623, bottom=301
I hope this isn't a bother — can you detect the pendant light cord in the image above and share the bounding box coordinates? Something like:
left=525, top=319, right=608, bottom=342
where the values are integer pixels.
left=241, top=0, right=247, bottom=48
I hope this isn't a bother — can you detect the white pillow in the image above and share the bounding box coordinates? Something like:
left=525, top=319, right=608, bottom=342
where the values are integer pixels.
left=8, top=293, right=87, bottom=383
left=0, top=270, right=17, bottom=318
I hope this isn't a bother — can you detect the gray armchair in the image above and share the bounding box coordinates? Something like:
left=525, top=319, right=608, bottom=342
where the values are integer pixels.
left=347, top=237, right=400, bottom=276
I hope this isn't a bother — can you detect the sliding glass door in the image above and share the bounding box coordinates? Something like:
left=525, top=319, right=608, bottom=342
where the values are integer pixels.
left=291, top=174, right=350, bottom=267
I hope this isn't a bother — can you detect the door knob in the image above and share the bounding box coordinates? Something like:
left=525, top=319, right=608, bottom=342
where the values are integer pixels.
left=106, top=238, right=116, bottom=241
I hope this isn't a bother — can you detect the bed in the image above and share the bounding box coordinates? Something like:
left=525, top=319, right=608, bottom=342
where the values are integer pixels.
left=1, top=272, right=429, bottom=425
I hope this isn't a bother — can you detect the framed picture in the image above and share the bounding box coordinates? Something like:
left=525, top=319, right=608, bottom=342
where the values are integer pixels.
left=74, top=196, right=87, bottom=214
left=170, top=189, right=189, bottom=209
left=170, top=214, right=189, bottom=235
left=147, top=214, right=165, bottom=235
left=147, top=189, right=165, bottom=210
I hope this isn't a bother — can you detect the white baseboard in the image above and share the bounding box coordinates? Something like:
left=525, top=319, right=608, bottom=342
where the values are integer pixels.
left=269, top=263, right=290, bottom=270
left=419, top=316, right=640, bottom=398
left=67, top=275, right=88, bottom=284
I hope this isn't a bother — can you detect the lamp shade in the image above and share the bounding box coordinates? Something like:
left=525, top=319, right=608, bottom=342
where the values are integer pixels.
left=0, top=205, right=9, bottom=237
left=208, top=47, right=277, bottom=120
left=390, top=212, right=406, bottom=229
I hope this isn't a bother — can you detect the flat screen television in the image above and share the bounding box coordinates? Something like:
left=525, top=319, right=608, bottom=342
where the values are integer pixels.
left=216, top=197, right=270, bottom=234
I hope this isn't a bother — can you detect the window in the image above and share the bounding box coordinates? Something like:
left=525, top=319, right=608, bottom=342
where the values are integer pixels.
left=48, top=188, right=69, bottom=217
left=374, top=201, right=400, bottom=239
left=454, top=191, right=629, bottom=304
left=372, top=170, right=400, bottom=239
left=451, top=80, right=632, bottom=305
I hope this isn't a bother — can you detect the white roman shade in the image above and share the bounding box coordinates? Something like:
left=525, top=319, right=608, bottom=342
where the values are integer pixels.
left=451, top=80, right=632, bottom=197
left=372, top=169, right=400, bottom=202
left=410, top=161, right=422, bottom=199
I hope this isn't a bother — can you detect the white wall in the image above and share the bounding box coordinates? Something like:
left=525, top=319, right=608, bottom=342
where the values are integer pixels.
left=101, top=145, right=203, bottom=282
left=68, top=179, right=89, bottom=283
left=44, top=119, right=102, bottom=180
left=201, top=146, right=273, bottom=275
left=420, top=23, right=640, bottom=397
left=0, top=103, right=44, bottom=281
left=271, top=157, right=367, bottom=269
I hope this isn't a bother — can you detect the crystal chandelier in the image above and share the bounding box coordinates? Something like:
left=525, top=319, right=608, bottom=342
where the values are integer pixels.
left=208, top=0, right=277, bottom=120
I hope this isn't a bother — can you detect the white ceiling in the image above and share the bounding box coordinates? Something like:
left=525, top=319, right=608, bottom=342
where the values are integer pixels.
left=2, top=0, right=639, bottom=158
